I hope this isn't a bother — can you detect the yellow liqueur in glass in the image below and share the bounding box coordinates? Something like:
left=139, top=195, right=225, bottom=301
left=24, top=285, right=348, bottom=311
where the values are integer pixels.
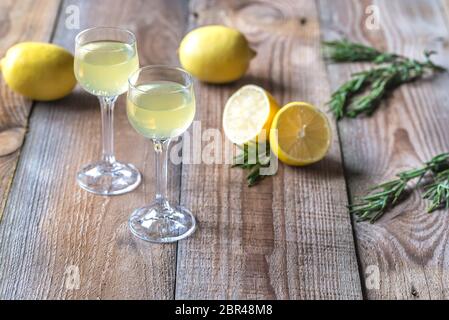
left=74, top=27, right=141, bottom=196
left=75, top=41, right=138, bottom=97
left=127, top=81, right=195, bottom=139
left=127, top=66, right=197, bottom=243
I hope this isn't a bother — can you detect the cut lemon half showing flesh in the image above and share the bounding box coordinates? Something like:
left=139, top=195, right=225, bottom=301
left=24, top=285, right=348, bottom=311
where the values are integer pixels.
left=223, top=85, right=280, bottom=145
left=270, top=102, right=332, bottom=166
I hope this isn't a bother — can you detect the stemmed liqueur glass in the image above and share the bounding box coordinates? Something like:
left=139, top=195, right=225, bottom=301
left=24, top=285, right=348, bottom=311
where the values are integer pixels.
left=127, top=66, right=197, bottom=243
left=74, top=27, right=141, bottom=195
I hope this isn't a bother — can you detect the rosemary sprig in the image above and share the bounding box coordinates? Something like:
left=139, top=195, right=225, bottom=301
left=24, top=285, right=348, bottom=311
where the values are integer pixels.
left=232, top=143, right=273, bottom=187
left=350, top=168, right=424, bottom=223
left=323, top=40, right=446, bottom=119
left=323, top=40, right=398, bottom=63
left=350, top=153, right=449, bottom=223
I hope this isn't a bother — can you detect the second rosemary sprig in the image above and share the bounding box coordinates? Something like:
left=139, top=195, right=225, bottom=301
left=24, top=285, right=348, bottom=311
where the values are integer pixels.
left=351, top=153, right=449, bottom=223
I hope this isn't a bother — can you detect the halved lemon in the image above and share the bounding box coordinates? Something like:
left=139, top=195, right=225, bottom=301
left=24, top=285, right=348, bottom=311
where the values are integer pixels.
left=270, top=102, right=332, bottom=166
left=223, top=85, right=280, bottom=145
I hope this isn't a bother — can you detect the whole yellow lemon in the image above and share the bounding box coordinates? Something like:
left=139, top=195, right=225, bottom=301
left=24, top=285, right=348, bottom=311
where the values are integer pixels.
left=1, top=42, right=76, bottom=101
left=179, top=25, right=256, bottom=83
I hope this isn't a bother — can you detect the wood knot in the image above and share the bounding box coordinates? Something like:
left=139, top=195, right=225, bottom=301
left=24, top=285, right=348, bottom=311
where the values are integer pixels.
left=0, top=127, right=26, bottom=157
left=392, top=128, right=415, bottom=156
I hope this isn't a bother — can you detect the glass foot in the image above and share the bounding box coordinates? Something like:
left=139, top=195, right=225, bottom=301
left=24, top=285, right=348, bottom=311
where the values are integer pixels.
left=129, top=201, right=197, bottom=243
left=77, top=160, right=141, bottom=196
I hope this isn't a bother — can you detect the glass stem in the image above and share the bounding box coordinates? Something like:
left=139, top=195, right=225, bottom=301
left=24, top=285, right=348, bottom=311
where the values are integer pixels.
left=153, top=139, right=171, bottom=208
left=99, top=96, right=118, bottom=164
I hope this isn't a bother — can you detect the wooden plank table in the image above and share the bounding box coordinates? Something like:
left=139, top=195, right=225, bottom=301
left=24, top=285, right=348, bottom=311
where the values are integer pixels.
left=0, top=0, right=448, bottom=300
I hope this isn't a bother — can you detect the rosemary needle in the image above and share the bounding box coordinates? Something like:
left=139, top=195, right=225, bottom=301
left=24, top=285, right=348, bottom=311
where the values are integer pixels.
left=423, top=168, right=449, bottom=212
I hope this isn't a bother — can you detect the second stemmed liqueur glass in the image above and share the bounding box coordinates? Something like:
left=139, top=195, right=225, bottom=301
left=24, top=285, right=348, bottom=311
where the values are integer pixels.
left=127, top=66, right=197, bottom=243
left=74, top=27, right=141, bottom=195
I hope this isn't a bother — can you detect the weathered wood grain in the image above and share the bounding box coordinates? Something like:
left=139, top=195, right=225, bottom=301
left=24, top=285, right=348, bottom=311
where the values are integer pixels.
left=0, top=0, right=61, bottom=221
left=175, top=0, right=362, bottom=299
left=319, top=0, right=449, bottom=299
left=0, top=0, right=189, bottom=299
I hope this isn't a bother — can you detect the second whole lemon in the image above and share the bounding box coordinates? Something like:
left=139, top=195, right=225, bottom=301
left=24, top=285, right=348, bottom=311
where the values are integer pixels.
left=1, top=42, right=76, bottom=101
left=179, top=25, right=256, bottom=83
